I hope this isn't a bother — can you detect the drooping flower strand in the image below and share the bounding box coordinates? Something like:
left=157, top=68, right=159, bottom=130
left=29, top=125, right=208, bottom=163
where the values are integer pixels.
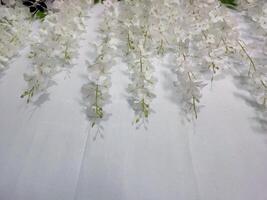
left=145, top=0, right=206, bottom=119
left=156, top=0, right=208, bottom=119
left=126, top=47, right=157, bottom=126
left=0, top=5, right=30, bottom=74
left=231, top=32, right=267, bottom=109
left=194, top=4, right=237, bottom=83
left=149, top=0, right=173, bottom=57
left=21, top=0, right=90, bottom=103
left=231, top=39, right=267, bottom=130
left=173, top=42, right=207, bottom=119
left=82, top=4, right=114, bottom=130
left=116, top=0, right=157, bottom=127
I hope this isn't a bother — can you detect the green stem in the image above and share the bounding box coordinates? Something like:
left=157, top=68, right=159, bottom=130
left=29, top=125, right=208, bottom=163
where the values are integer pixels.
left=237, top=40, right=256, bottom=75
left=192, top=96, right=198, bottom=119
left=139, top=51, right=143, bottom=73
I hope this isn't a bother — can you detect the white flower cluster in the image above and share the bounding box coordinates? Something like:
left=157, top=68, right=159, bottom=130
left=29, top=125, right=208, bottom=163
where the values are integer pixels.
left=21, top=0, right=91, bottom=103
left=0, top=6, right=30, bottom=73
left=82, top=5, right=114, bottom=129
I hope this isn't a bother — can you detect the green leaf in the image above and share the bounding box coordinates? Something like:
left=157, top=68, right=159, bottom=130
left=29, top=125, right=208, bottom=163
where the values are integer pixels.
left=35, top=11, right=47, bottom=20
left=92, top=122, right=96, bottom=127
left=219, top=0, right=238, bottom=9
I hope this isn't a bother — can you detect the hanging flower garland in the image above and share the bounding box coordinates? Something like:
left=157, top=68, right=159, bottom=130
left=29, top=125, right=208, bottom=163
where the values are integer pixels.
left=21, top=0, right=90, bottom=103
left=114, top=0, right=157, bottom=127
left=164, top=1, right=209, bottom=119
left=82, top=1, right=114, bottom=131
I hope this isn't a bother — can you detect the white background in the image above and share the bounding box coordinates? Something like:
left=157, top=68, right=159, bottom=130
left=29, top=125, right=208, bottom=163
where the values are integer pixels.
left=0, top=5, right=267, bottom=200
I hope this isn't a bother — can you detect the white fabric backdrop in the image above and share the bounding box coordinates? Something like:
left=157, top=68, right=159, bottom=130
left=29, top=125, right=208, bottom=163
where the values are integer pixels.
left=0, top=5, right=267, bottom=200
